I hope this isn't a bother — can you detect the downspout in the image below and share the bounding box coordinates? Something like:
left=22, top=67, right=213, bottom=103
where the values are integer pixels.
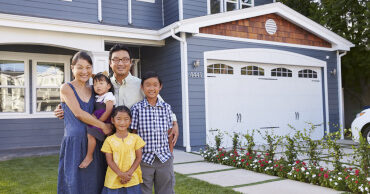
left=337, top=51, right=347, bottom=139
left=98, top=0, right=102, bottom=22
left=171, top=28, right=191, bottom=152
left=178, top=0, right=183, bottom=20
left=128, top=0, right=132, bottom=24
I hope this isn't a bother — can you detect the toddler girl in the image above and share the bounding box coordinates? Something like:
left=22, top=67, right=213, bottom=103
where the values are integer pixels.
left=79, top=72, right=116, bottom=168
left=101, top=106, right=145, bottom=194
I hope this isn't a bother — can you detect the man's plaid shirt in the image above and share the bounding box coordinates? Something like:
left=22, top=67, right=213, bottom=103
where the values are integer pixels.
left=130, top=98, right=173, bottom=165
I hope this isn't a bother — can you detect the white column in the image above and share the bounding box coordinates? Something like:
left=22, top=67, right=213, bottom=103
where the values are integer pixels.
left=89, top=51, right=110, bottom=74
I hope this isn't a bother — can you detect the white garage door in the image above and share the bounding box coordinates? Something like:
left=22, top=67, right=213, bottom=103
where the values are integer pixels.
left=206, top=60, right=325, bottom=147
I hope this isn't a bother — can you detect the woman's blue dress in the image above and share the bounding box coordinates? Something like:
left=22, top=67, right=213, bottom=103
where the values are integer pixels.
left=58, top=83, right=107, bottom=194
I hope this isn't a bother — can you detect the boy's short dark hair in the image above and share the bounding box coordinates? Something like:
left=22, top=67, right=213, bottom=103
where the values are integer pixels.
left=109, top=44, right=131, bottom=60
left=141, top=71, right=162, bottom=86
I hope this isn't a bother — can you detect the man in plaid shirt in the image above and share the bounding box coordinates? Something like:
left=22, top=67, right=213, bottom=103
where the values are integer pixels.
left=130, top=71, right=175, bottom=194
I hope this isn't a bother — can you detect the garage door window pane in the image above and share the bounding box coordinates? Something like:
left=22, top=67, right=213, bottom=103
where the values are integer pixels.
left=298, top=69, right=317, bottom=79
left=207, top=64, right=233, bottom=74
left=271, top=67, right=292, bottom=77
left=241, top=66, right=264, bottom=76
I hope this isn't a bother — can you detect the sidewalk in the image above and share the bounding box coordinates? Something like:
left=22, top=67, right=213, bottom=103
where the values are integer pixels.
left=173, top=149, right=343, bottom=194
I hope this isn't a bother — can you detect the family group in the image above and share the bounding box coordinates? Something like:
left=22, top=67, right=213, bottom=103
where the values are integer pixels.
left=55, top=44, right=178, bottom=194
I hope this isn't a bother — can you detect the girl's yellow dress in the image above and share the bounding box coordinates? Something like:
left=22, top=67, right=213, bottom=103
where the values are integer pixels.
left=101, top=133, right=145, bottom=189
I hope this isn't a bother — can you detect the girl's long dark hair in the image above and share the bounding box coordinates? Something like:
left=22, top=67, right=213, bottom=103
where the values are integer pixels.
left=111, top=106, right=132, bottom=132
left=93, top=72, right=114, bottom=94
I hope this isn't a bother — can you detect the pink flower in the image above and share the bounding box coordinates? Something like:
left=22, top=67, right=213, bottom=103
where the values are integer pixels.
left=241, top=159, right=245, bottom=162
left=258, top=160, right=262, bottom=164
left=261, top=164, right=264, bottom=167
left=318, top=173, right=322, bottom=177
left=355, top=169, right=360, bottom=175
left=320, top=168, right=324, bottom=172
left=265, top=160, right=268, bottom=164
left=233, top=160, right=236, bottom=163
left=296, top=169, right=300, bottom=172
left=295, top=160, right=300, bottom=164
left=249, top=156, right=252, bottom=160
left=324, top=174, right=329, bottom=179
left=221, top=154, right=224, bottom=156
left=302, top=162, right=306, bottom=166
left=246, top=162, right=249, bottom=166
left=355, top=180, right=358, bottom=184
left=246, top=152, right=250, bottom=156
left=266, top=153, right=269, bottom=156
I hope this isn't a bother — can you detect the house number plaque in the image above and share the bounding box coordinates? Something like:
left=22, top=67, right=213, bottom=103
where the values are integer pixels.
left=189, top=72, right=203, bottom=78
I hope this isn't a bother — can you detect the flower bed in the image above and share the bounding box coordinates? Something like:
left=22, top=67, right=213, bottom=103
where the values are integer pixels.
left=200, top=147, right=370, bottom=193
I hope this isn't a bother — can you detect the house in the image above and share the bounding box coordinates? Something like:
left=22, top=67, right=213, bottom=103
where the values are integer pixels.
left=0, top=0, right=354, bottom=153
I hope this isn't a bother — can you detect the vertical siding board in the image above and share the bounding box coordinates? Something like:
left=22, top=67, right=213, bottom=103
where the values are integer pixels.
left=186, top=35, right=339, bottom=147
left=141, top=38, right=183, bottom=146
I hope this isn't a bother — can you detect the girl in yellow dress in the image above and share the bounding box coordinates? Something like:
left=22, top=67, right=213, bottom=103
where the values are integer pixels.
left=101, top=106, right=145, bottom=194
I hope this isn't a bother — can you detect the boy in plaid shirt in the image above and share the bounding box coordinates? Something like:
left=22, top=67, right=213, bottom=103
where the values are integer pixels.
left=130, top=71, right=175, bottom=194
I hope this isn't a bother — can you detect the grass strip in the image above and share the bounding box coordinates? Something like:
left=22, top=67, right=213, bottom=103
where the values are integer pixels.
left=226, top=178, right=284, bottom=188
left=186, top=167, right=238, bottom=176
left=173, top=160, right=205, bottom=165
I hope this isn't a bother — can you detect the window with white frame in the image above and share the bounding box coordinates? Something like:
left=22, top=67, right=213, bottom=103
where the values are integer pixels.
left=35, top=62, right=65, bottom=112
left=241, top=65, right=264, bottom=76
left=209, top=0, right=254, bottom=14
left=271, top=67, right=292, bottom=77
left=298, top=69, right=318, bottom=78
left=0, top=52, right=70, bottom=117
left=207, top=64, right=234, bottom=74
left=0, top=60, right=26, bottom=113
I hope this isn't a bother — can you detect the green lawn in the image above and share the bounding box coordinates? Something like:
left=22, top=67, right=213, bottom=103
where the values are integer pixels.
left=0, top=155, right=239, bottom=194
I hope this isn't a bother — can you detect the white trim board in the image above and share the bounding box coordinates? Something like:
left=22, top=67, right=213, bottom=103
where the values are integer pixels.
left=204, top=48, right=330, bottom=138
left=195, top=33, right=337, bottom=51
left=0, top=3, right=353, bottom=51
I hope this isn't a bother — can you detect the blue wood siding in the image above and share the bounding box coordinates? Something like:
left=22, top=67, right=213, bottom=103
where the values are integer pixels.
left=164, top=0, right=179, bottom=26
left=132, top=0, right=163, bottom=29
left=0, top=0, right=98, bottom=23
left=183, top=0, right=207, bottom=19
left=0, top=0, right=163, bottom=29
left=186, top=35, right=339, bottom=147
left=141, top=38, right=183, bottom=147
left=255, top=0, right=274, bottom=6
left=0, top=118, right=64, bottom=150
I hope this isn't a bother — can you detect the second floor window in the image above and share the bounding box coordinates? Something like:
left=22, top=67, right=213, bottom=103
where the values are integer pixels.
left=210, top=0, right=254, bottom=14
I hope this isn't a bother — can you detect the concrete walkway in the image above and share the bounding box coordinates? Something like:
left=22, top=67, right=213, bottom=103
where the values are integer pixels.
left=173, top=150, right=342, bottom=194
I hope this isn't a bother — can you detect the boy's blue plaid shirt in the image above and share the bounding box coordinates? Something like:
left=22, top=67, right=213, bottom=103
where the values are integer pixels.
left=130, top=98, right=173, bottom=165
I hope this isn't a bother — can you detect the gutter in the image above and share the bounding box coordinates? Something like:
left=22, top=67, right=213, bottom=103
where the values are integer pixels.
left=338, top=51, right=347, bottom=139
left=98, top=0, right=102, bottom=22
left=128, top=0, right=132, bottom=24
left=178, top=0, right=183, bottom=20
left=171, top=28, right=191, bottom=152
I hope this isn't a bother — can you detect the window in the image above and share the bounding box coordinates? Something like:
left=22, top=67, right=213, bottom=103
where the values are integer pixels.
left=271, top=68, right=292, bottom=77
left=207, top=64, right=234, bottom=74
left=35, top=62, right=65, bottom=112
left=298, top=69, right=317, bottom=78
left=241, top=66, right=264, bottom=76
left=0, top=52, right=70, bottom=117
left=0, top=60, right=26, bottom=113
left=209, top=0, right=253, bottom=14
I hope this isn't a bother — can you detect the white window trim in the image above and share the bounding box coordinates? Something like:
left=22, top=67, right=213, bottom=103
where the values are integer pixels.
left=0, top=51, right=71, bottom=119
left=136, top=0, right=155, bottom=3
left=207, top=0, right=254, bottom=14
left=0, top=53, right=30, bottom=117
left=32, top=56, right=71, bottom=117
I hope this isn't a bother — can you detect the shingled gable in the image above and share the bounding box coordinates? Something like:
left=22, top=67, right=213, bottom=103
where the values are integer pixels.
left=199, top=13, right=331, bottom=48
left=165, top=2, right=354, bottom=51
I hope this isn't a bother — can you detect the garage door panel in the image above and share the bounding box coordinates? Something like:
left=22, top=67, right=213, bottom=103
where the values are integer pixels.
left=206, top=61, right=324, bottom=146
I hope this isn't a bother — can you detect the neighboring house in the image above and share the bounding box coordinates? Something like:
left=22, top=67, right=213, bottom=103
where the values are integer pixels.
left=0, top=0, right=354, bottom=152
